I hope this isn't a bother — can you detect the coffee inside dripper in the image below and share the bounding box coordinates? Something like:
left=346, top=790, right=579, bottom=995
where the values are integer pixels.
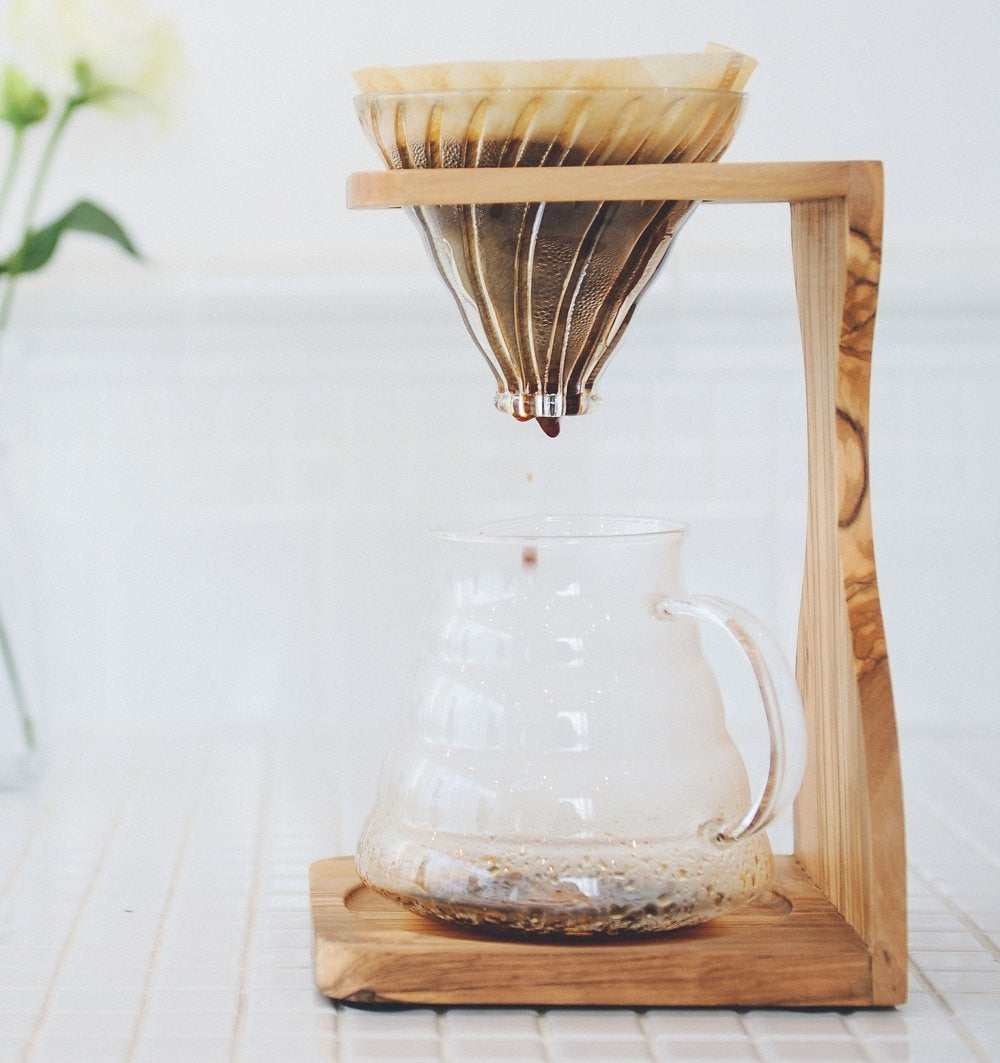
left=354, top=50, right=755, bottom=436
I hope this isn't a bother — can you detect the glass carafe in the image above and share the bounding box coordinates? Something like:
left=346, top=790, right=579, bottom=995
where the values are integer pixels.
left=357, top=515, right=805, bottom=935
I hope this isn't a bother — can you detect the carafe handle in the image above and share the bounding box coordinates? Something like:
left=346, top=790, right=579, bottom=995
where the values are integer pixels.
left=659, top=595, right=807, bottom=843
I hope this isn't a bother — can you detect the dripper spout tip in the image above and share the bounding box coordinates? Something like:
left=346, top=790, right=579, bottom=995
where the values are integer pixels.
left=497, top=389, right=599, bottom=436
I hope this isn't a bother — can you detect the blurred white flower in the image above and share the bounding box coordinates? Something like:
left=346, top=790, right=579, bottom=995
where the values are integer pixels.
left=7, top=0, right=182, bottom=116
left=0, top=63, right=48, bottom=129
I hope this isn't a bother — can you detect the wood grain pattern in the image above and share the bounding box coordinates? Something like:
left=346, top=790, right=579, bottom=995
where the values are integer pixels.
left=346, top=161, right=859, bottom=208
left=311, top=856, right=875, bottom=1007
left=336, top=160, right=906, bottom=1006
left=790, top=164, right=906, bottom=1004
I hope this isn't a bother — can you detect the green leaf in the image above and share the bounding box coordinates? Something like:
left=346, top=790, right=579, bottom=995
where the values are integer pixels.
left=0, top=200, right=141, bottom=276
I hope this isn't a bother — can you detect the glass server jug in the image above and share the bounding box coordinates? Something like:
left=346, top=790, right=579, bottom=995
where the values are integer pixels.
left=357, top=515, right=805, bottom=935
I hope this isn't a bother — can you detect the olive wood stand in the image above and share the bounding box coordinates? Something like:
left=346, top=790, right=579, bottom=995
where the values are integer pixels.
left=311, top=161, right=905, bottom=1007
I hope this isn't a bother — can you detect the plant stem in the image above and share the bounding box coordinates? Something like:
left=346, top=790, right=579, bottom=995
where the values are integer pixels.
left=0, top=607, right=33, bottom=750
left=0, top=126, right=26, bottom=234
left=0, top=126, right=26, bottom=329
left=0, top=100, right=76, bottom=331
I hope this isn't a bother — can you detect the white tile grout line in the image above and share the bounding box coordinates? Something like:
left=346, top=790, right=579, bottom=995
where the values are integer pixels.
left=638, top=1009, right=767, bottom=1061
left=906, top=760, right=1000, bottom=876
left=635, top=1012, right=659, bottom=1060
left=536, top=1010, right=555, bottom=1062
left=435, top=1009, right=449, bottom=1063
left=122, top=749, right=213, bottom=1063
left=904, top=740, right=998, bottom=1061
left=907, top=864, right=995, bottom=1063
left=230, top=745, right=273, bottom=1063
left=912, top=863, right=1000, bottom=963
left=20, top=761, right=143, bottom=1062
left=905, top=783, right=1000, bottom=961
left=0, top=769, right=71, bottom=914
left=734, top=1012, right=768, bottom=1062
left=905, top=963, right=991, bottom=1063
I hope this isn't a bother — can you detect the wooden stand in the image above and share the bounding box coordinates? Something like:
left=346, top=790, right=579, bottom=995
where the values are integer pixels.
left=312, top=162, right=905, bottom=1007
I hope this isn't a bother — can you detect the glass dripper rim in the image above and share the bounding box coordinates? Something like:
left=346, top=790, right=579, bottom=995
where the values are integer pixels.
left=355, top=86, right=745, bottom=105
left=432, top=514, right=688, bottom=545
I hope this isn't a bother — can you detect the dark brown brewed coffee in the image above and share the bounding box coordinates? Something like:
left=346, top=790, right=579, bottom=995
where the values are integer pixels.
left=407, top=170, right=694, bottom=436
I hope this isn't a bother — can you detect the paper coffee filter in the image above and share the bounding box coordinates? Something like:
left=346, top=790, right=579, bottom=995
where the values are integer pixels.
left=353, top=44, right=756, bottom=95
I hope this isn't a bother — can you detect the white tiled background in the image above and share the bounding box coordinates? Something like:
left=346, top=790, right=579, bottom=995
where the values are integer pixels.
left=1, top=0, right=999, bottom=1059
left=1, top=259, right=997, bottom=745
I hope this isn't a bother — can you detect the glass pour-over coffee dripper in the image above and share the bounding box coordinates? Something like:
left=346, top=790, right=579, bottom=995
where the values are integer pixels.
left=354, top=52, right=752, bottom=435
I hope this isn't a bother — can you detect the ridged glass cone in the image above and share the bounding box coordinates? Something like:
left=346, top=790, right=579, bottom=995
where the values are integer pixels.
left=356, top=87, right=746, bottom=435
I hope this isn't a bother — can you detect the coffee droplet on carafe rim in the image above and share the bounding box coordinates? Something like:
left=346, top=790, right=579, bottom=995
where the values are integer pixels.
left=537, top=417, right=561, bottom=438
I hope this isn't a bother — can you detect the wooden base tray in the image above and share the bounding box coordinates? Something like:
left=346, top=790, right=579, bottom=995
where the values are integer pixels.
left=310, top=855, right=888, bottom=1008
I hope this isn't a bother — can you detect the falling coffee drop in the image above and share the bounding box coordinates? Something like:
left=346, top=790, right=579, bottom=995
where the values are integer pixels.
left=537, top=417, right=561, bottom=438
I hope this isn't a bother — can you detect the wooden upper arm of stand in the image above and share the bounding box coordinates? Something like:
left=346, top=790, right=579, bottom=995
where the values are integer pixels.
left=346, top=161, right=880, bottom=209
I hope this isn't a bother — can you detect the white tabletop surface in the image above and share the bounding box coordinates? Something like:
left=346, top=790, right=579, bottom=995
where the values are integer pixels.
left=1, top=727, right=998, bottom=1063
